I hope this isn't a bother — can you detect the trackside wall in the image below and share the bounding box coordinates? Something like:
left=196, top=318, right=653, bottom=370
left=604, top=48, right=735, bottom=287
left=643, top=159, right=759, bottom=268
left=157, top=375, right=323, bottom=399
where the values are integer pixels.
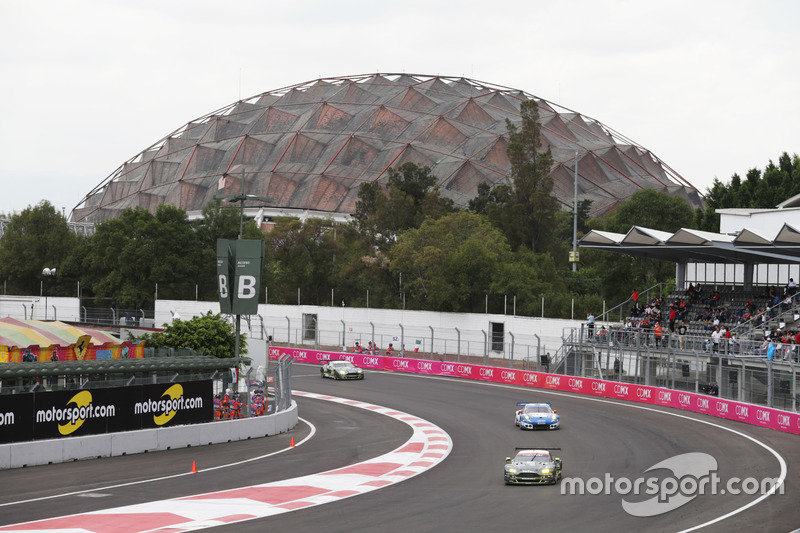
left=272, top=346, right=800, bottom=436
left=0, top=400, right=298, bottom=470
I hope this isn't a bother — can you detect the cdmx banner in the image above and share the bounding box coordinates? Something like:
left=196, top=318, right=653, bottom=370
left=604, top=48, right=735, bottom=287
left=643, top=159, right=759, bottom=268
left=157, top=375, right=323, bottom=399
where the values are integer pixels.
left=217, top=239, right=264, bottom=315
left=0, top=380, right=213, bottom=444
left=0, top=339, right=145, bottom=363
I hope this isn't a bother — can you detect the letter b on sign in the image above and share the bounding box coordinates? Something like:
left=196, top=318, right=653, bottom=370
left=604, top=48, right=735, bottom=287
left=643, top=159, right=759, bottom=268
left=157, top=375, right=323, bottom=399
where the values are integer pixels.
left=218, top=275, right=229, bottom=299
left=238, top=276, right=256, bottom=299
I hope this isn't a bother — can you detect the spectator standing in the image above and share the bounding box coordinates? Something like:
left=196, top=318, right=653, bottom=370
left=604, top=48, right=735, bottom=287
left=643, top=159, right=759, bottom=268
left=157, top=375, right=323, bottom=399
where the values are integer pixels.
left=653, top=322, right=663, bottom=347
left=767, top=340, right=776, bottom=360
left=587, top=312, right=595, bottom=340
left=787, top=278, right=798, bottom=296
left=711, top=325, right=723, bottom=353
left=678, top=320, right=688, bottom=349
left=631, top=289, right=640, bottom=305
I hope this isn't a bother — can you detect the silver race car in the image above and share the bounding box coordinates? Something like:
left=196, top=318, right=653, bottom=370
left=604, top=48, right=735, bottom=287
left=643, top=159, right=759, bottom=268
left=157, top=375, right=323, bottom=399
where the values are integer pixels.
left=504, top=447, right=563, bottom=485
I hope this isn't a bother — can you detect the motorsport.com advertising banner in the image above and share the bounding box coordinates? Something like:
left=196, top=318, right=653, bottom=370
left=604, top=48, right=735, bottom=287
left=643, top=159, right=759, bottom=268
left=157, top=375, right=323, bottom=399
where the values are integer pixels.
left=0, top=380, right=213, bottom=443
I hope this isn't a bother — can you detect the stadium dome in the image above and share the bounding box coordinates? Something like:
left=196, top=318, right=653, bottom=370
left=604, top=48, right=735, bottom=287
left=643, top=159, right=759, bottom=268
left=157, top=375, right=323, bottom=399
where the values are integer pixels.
left=71, top=73, right=703, bottom=223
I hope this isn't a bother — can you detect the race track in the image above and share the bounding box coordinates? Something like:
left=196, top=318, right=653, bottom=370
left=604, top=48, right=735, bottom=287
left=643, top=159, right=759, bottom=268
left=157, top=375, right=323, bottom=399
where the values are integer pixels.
left=1, top=364, right=799, bottom=532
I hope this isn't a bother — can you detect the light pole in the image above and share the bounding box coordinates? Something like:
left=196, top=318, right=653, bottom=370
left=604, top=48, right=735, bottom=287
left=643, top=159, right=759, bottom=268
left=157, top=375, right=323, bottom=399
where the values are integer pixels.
left=572, top=151, right=578, bottom=272
left=42, top=268, right=56, bottom=320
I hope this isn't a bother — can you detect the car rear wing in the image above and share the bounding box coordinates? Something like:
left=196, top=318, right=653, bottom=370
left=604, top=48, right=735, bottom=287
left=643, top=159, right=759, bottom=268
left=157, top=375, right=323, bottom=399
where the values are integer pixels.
left=515, top=402, right=551, bottom=406
left=514, top=447, right=561, bottom=451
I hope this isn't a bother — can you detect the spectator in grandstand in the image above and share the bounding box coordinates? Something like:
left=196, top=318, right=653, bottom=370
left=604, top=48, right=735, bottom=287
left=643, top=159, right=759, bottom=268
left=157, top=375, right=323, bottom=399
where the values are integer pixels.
left=767, top=339, right=776, bottom=360
left=668, top=306, right=677, bottom=333
left=587, top=312, right=595, bottom=340
left=787, top=278, right=797, bottom=296
left=705, top=315, right=720, bottom=331
left=707, top=290, right=721, bottom=308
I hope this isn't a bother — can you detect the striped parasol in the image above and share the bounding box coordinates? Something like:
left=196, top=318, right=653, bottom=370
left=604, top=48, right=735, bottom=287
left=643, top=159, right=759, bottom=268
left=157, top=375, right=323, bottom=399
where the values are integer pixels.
left=0, top=317, right=120, bottom=348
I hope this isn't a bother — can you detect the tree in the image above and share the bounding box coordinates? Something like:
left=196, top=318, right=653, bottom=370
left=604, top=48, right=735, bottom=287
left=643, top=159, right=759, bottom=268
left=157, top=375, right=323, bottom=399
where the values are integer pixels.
left=193, top=200, right=263, bottom=301
left=263, top=217, right=341, bottom=305
left=0, top=201, right=77, bottom=295
left=389, top=211, right=515, bottom=312
left=354, top=162, right=455, bottom=249
left=603, top=189, right=695, bottom=234
left=133, top=312, right=243, bottom=358
left=72, top=205, right=201, bottom=308
left=470, top=100, right=560, bottom=254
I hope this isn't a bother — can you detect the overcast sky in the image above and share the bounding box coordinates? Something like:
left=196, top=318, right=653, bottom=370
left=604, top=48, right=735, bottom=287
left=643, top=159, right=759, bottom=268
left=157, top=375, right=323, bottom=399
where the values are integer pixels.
left=2, top=0, right=798, bottom=217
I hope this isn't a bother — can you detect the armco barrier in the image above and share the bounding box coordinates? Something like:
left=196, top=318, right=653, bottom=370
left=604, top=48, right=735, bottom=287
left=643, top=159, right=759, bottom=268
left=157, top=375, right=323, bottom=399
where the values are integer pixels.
left=0, top=401, right=298, bottom=470
left=270, top=346, right=800, bottom=436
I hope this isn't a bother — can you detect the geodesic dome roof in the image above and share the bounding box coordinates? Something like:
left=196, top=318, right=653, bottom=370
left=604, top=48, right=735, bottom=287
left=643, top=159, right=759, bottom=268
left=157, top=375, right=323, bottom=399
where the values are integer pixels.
left=71, top=73, right=703, bottom=223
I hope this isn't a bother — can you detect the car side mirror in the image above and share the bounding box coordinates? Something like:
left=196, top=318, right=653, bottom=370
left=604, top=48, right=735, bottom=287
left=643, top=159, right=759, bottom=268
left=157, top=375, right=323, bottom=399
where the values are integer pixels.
left=553, top=409, right=557, bottom=413
left=505, top=457, right=511, bottom=462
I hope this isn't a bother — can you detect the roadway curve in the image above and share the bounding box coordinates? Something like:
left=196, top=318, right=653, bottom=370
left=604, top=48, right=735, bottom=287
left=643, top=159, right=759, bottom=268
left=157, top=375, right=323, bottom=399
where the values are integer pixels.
left=1, top=365, right=799, bottom=532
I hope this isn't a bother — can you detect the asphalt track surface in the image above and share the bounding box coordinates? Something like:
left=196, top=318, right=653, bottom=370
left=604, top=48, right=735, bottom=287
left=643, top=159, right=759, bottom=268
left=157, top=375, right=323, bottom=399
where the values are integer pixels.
left=1, top=364, right=799, bottom=533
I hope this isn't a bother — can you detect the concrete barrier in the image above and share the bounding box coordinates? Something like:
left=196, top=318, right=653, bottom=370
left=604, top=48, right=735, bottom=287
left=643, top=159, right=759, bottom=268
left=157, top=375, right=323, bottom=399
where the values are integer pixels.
left=0, top=401, right=297, bottom=470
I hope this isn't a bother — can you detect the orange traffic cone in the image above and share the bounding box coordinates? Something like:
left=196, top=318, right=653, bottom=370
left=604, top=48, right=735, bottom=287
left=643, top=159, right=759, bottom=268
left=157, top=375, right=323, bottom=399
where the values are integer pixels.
left=290, top=436, right=295, bottom=447
left=190, top=461, right=197, bottom=473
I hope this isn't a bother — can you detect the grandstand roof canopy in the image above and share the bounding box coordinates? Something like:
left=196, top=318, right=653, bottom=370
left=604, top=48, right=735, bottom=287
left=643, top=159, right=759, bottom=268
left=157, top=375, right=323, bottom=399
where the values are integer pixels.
left=72, top=73, right=703, bottom=223
left=579, top=223, right=800, bottom=264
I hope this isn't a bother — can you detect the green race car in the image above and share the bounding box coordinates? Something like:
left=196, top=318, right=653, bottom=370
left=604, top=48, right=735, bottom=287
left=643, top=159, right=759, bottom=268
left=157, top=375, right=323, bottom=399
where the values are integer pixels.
left=504, top=447, right=562, bottom=485
left=320, top=359, right=365, bottom=380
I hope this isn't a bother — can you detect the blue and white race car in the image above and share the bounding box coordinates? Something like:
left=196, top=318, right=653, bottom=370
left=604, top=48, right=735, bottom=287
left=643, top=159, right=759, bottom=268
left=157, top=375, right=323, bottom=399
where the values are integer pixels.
left=514, top=402, right=560, bottom=430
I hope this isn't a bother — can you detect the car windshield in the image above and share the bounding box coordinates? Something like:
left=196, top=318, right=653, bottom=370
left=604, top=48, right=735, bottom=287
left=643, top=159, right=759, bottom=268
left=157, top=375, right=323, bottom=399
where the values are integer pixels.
left=523, top=405, right=552, bottom=414
left=516, top=452, right=550, bottom=462
left=331, top=361, right=354, bottom=369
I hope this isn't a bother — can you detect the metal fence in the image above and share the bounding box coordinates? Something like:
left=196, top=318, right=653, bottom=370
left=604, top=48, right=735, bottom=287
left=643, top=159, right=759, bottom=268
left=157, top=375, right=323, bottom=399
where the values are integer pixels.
left=552, top=325, right=798, bottom=412
left=245, top=315, right=553, bottom=368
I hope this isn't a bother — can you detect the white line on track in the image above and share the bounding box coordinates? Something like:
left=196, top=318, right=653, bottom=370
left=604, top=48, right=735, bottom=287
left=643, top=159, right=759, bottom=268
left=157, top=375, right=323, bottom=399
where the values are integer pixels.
left=0, top=417, right=316, bottom=508
left=372, top=369, right=788, bottom=532
left=0, top=392, right=453, bottom=532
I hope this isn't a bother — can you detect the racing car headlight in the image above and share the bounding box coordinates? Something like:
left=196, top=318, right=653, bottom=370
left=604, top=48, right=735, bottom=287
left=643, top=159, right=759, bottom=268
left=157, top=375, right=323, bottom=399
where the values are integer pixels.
left=540, top=468, right=551, bottom=474
left=523, top=414, right=530, bottom=421
left=551, top=414, right=558, bottom=420
left=506, top=468, right=517, bottom=474
left=338, top=370, right=346, bottom=375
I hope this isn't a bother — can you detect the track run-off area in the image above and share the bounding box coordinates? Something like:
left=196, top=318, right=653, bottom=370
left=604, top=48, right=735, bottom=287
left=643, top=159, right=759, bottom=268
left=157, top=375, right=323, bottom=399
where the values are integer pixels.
left=0, top=364, right=798, bottom=532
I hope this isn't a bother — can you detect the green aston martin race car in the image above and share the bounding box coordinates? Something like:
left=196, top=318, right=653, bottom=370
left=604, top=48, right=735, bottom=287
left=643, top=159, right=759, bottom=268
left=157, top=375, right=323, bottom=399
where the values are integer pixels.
left=504, top=447, right=562, bottom=485
left=320, top=359, right=365, bottom=380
